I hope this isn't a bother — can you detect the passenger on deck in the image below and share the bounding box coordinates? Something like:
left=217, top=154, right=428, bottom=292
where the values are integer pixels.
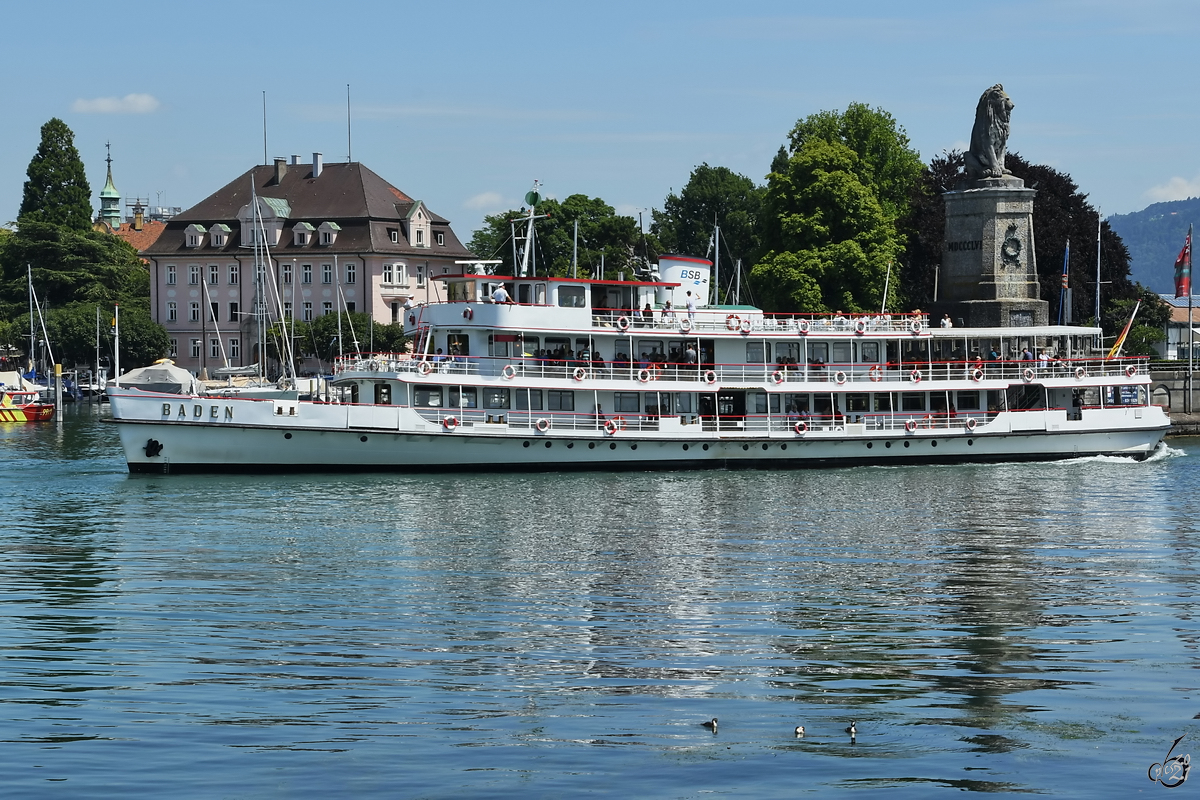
left=1021, top=346, right=1034, bottom=361
left=684, top=344, right=698, bottom=369
left=685, top=291, right=697, bottom=321
left=663, top=301, right=676, bottom=320
left=643, top=303, right=654, bottom=326
left=492, top=285, right=513, bottom=304
left=940, top=313, right=953, bottom=328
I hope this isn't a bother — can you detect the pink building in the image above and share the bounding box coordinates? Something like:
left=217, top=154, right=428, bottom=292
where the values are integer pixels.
left=141, top=154, right=476, bottom=374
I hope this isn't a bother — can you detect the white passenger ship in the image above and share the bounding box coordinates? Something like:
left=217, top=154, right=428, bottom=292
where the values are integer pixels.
left=109, top=254, right=1168, bottom=473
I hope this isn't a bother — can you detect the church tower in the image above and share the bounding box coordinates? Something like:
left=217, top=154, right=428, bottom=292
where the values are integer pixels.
left=98, top=142, right=122, bottom=230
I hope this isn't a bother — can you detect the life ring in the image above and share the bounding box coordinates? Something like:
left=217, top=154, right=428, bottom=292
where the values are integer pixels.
left=771, top=370, right=785, bottom=385
left=904, top=419, right=917, bottom=432
left=502, top=364, right=517, bottom=380
left=909, top=319, right=923, bottom=334
left=740, top=318, right=752, bottom=334
left=703, top=369, right=717, bottom=385
left=868, top=365, right=883, bottom=382
left=535, top=417, right=551, bottom=432
left=923, top=414, right=935, bottom=429
left=443, top=416, right=458, bottom=430
left=417, top=361, right=433, bottom=376
left=1023, top=367, right=1036, bottom=382
left=798, top=320, right=810, bottom=335
left=616, top=315, right=630, bottom=331
left=854, top=319, right=867, bottom=334
left=1125, top=364, right=1137, bottom=378
left=910, top=369, right=922, bottom=383
left=834, top=370, right=848, bottom=385
left=604, top=417, right=626, bottom=435
left=679, top=317, right=693, bottom=332
left=794, top=420, right=808, bottom=435
left=573, top=366, right=588, bottom=381
left=1074, top=366, right=1087, bottom=380
left=726, top=315, right=741, bottom=331
left=965, top=417, right=977, bottom=431
left=637, top=368, right=652, bottom=383
left=462, top=307, right=473, bottom=320
left=971, top=368, right=984, bottom=382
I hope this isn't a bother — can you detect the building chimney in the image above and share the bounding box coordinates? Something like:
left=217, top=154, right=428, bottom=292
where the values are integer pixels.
left=312, top=152, right=323, bottom=178
left=133, top=205, right=144, bottom=231
left=290, top=154, right=300, bottom=165
left=273, top=157, right=287, bottom=185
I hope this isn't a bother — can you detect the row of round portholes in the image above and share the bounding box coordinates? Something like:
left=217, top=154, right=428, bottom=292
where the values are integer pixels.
left=865, top=439, right=975, bottom=449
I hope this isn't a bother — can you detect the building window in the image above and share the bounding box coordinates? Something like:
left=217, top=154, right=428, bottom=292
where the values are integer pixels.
left=166, top=265, right=177, bottom=285
left=322, top=264, right=333, bottom=284
left=436, top=232, right=444, bottom=246
left=208, top=265, right=219, bottom=285
left=167, top=301, right=177, bottom=321
left=345, top=302, right=355, bottom=313
left=389, top=228, right=399, bottom=243
left=230, top=338, right=240, bottom=359
left=345, top=263, right=355, bottom=284
left=189, top=265, right=200, bottom=285
left=187, top=233, right=200, bottom=247
left=415, top=229, right=423, bottom=246
left=228, top=264, right=239, bottom=284
left=397, top=264, right=409, bottom=287
left=303, top=302, right=313, bottom=321
left=210, top=302, right=218, bottom=322
left=229, top=302, right=239, bottom=322
left=383, top=263, right=394, bottom=284
left=391, top=302, right=399, bottom=323
left=190, top=339, right=201, bottom=358
left=416, top=264, right=425, bottom=287
left=282, top=262, right=292, bottom=284
left=302, top=264, right=312, bottom=284
left=283, top=302, right=292, bottom=318
left=210, top=338, right=221, bottom=359
left=323, top=301, right=332, bottom=316
left=321, top=231, right=332, bottom=245
left=169, top=338, right=178, bottom=358
left=189, top=302, right=200, bottom=322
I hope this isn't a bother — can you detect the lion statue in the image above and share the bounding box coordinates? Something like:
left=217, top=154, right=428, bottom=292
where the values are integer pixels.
left=964, top=84, right=1014, bottom=180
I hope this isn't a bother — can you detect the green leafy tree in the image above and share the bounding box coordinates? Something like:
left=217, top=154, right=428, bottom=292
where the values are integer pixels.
left=19, top=118, right=93, bottom=231
left=292, top=312, right=408, bottom=365
left=468, top=195, right=646, bottom=279
left=1104, top=286, right=1169, bottom=357
left=15, top=302, right=168, bottom=369
left=651, top=164, right=762, bottom=264
left=751, top=138, right=902, bottom=312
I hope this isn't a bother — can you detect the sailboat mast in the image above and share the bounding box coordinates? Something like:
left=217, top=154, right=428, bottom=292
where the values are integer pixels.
left=27, top=265, right=34, bottom=374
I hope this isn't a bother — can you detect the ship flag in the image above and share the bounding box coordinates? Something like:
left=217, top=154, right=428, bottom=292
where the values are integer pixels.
left=1175, top=228, right=1192, bottom=298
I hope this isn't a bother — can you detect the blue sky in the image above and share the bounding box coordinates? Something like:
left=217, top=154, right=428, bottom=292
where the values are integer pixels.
left=3, top=0, right=1198, bottom=242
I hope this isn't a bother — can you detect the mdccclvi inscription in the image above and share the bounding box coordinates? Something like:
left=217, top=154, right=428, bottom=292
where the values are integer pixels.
left=946, top=240, right=983, bottom=252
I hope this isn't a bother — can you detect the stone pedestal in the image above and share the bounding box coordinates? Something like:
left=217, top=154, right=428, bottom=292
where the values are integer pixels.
left=941, top=177, right=1049, bottom=328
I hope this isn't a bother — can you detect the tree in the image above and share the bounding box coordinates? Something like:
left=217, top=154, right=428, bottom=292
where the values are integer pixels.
left=13, top=302, right=169, bottom=370
left=468, top=194, right=646, bottom=279
left=899, top=150, right=966, bottom=310
left=651, top=164, right=762, bottom=266
left=786, top=103, right=924, bottom=222
left=1104, top=286, right=1169, bottom=357
left=292, top=312, right=408, bottom=366
left=750, top=138, right=902, bottom=312
left=19, top=118, right=93, bottom=231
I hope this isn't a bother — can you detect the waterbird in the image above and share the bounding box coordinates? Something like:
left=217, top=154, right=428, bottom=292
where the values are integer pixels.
left=701, top=718, right=718, bottom=732
left=794, top=726, right=805, bottom=736
left=845, top=720, right=857, bottom=736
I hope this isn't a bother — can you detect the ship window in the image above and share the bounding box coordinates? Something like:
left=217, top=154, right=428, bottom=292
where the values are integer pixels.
left=544, top=337, right=571, bottom=356
left=448, top=387, right=478, bottom=408
left=777, top=342, right=801, bottom=365
left=548, top=390, right=574, bottom=411
left=558, top=285, right=586, bottom=308
left=753, top=393, right=781, bottom=414
left=414, top=387, right=442, bottom=407
left=613, top=338, right=631, bottom=361
left=784, top=393, right=809, bottom=414
left=489, top=335, right=511, bottom=357
left=831, top=342, right=853, bottom=364
left=447, top=334, right=469, bottom=357
left=846, top=393, right=869, bottom=412
left=647, top=393, right=673, bottom=416
left=747, top=342, right=771, bottom=363
left=874, top=393, right=892, bottom=412
left=484, top=388, right=510, bottom=409
left=809, top=342, right=828, bottom=364
left=988, top=390, right=1005, bottom=412
left=520, top=335, right=539, bottom=355
left=515, top=389, right=543, bottom=411
left=534, top=284, right=546, bottom=304
left=860, top=341, right=880, bottom=362
left=374, top=384, right=392, bottom=405
left=614, top=392, right=640, bottom=413
left=518, top=284, right=531, bottom=304
left=674, top=393, right=693, bottom=413
left=901, top=392, right=926, bottom=412
left=637, top=339, right=664, bottom=356
left=956, top=390, right=981, bottom=411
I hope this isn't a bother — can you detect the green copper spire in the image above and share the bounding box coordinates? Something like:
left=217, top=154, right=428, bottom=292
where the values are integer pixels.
left=98, top=141, right=122, bottom=229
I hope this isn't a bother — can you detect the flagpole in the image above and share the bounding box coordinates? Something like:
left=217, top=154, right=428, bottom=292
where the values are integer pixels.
left=1189, top=223, right=1194, bottom=412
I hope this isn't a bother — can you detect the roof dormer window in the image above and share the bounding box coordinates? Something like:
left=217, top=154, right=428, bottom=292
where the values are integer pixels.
left=185, top=223, right=206, bottom=248
left=318, top=221, right=341, bottom=246
left=209, top=223, right=231, bottom=248
left=293, top=221, right=315, bottom=246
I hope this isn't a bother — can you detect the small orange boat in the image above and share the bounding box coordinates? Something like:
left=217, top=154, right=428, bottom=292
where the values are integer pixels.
left=0, top=389, right=55, bottom=422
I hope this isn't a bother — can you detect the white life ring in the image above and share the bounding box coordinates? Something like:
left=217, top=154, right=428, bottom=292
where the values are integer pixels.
left=794, top=420, right=808, bottom=435
left=616, top=315, right=630, bottom=331
left=1023, top=367, right=1036, bottom=382
left=798, top=320, right=810, bottom=335
left=965, top=417, right=977, bottom=431
left=834, top=370, right=848, bottom=385
left=1125, top=364, right=1137, bottom=378
left=679, top=317, right=693, bottom=332
left=868, top=365, right=883, bottom=382
left=604, top=417, right=626, bottom=435
left=637, top=368, right=652, bottom=383
left=703, top=369, right=717, bottom=385
left=417, top=361, right=433, bottom=376
left=905, top=419, right=917, bottom=432
left=854, top=319, right=867, bottom=334
left=573, top=366, right=588, bottom=381
left=1074, top=366, right=1087, bottom=380
left=909, top=319, right=923, bottom=334
left=910, top=369, right=922, bottom=383
left=740, top=318, right=752, bottom=334
left=726, top=315, right=741, bottom=331
left=502, top=364, right=517, bottom=380
left=971, top=368, right=984, bottom=382
left=535, top=417, right=551, bottom=432
left=771, top=370, right=785, bottom=385
left=462, top=307, right=473, bottom=320
left=443, top=416, right=458, bottom=430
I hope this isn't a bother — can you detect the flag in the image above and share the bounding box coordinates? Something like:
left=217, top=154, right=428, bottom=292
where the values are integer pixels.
left=1057, top=238, right=1069, bottom=325
left=1106, top=300, right=1140, bottom=360
left=1175, top=229, right=1192, bottom=298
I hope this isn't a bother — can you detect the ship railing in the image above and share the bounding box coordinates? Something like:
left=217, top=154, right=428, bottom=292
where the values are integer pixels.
left=590, top=310, right=931, bottom=334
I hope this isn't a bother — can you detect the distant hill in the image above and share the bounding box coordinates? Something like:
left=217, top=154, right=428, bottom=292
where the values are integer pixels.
left=1107, top=198, right=1200, bottom=294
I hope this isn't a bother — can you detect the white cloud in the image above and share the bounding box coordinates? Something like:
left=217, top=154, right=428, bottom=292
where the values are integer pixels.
left=1145, top=175, right=1200, bottom=203
left=71, top=94, right=161, bottom=114
left=463, top=191, right=506, bottom=211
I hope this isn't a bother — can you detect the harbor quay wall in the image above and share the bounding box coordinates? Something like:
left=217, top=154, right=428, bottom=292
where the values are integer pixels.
left=1150, top=367, right=1200, bottom=434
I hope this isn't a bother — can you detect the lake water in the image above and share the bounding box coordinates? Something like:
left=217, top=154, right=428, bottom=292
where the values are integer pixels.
left=3, top=405, right=1199, bottom=797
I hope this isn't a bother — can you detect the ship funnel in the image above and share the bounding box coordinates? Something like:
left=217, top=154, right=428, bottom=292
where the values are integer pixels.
left=656, top=254, right=712, bottom=308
